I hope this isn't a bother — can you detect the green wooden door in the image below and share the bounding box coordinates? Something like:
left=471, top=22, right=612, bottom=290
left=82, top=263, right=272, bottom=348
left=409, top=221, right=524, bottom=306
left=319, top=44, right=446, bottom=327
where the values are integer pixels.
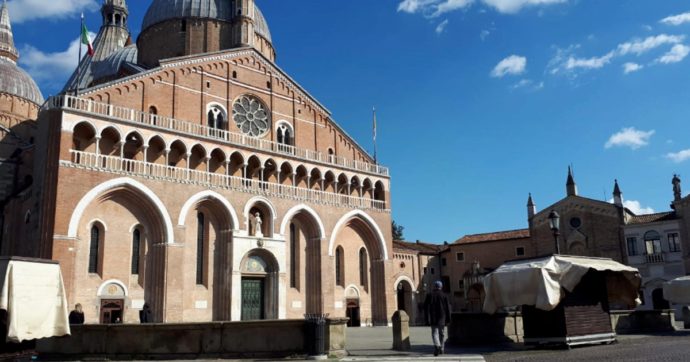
left=241, top=278, right=264, bottom=320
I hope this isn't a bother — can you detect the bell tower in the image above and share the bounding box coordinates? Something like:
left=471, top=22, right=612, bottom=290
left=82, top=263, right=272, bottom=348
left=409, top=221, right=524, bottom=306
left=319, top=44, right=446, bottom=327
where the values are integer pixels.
left=232, top=0, right=256, bottom=47
left=102, top=0, right=128, bottom=29
left=0, top=0, right=19, bottom=63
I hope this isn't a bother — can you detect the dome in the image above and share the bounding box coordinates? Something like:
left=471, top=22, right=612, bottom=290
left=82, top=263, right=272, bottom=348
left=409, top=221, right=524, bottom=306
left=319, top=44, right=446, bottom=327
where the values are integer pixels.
left=0, top=58, right=44, bottom=105
left=92, top=44, right=138, bottom=82
left=142, top=0, right=271, bottom=42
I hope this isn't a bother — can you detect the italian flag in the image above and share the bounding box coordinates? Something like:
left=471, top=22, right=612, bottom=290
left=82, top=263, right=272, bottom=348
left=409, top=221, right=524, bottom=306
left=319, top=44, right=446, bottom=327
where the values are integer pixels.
left=81, top=18, right=94, bottom=56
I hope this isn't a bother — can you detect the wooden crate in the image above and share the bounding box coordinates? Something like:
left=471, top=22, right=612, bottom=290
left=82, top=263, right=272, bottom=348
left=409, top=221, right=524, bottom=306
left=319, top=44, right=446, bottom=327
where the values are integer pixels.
left=523, top=270, right=615, bottom=347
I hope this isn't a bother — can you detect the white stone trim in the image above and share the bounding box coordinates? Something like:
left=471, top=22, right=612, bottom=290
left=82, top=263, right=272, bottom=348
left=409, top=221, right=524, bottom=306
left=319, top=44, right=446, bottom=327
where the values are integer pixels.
left=97, top=279, right=129, bottom=297
left=97, top=124, right=124, bottom=140
left=279, top=204, right=325, bottom=238
left=244, top=196, right=278, bottom=221
left=178, top=190, right=240, bottom=229
left=328, top=210, right=389, bottom=260
left=71, top=119, right=97, bottom=134
left=393, top=275, right=416, bottom=292
left=67, top=178, right=175, bottom=244
left=345, top=284, right=361, bottom=299
left=88, top=218, right=108, bottom=232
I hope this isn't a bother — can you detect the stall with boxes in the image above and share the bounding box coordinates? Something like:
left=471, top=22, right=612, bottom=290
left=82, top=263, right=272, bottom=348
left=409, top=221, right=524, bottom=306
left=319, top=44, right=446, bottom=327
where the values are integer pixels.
left=483, top=255, right=641, bottom=347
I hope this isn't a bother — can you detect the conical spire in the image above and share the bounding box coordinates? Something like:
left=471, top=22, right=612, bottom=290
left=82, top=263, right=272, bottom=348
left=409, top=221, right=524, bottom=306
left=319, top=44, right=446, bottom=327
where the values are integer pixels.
left=566, top=166, right=578, bottom=196
left=0, top=0, right=19, bottom=63
left=613, top=179, right=623, bottom=207
left=527, top=193, right=536, bottom=219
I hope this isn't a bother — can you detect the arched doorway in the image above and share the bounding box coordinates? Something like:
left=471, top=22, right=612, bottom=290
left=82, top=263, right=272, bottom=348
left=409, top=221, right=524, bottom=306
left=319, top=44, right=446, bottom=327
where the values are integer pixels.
left=396, top=279, right=414, bottom=320
left=345, top=286, right=361, bottom=327
left=652, top=288, right=670, bottom=310
left=98, top=281, right=126, bottom=324
left=330, top=211, right=389, bottom=326
left=240, top=250, right=279, bottom=320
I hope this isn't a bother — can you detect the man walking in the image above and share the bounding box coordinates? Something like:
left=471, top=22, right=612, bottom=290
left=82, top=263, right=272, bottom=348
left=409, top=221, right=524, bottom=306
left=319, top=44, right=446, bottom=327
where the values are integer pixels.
left=424, top=280, right=451, bottom=356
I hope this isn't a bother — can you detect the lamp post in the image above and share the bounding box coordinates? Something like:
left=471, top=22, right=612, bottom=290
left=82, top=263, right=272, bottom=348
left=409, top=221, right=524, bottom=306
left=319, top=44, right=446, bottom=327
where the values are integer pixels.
left=548, top=210, right=561, bottom=255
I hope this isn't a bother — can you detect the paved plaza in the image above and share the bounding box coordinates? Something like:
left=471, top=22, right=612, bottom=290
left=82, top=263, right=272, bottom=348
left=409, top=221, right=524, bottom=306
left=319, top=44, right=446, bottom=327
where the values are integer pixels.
left=343, top=327, right=690, bottom=362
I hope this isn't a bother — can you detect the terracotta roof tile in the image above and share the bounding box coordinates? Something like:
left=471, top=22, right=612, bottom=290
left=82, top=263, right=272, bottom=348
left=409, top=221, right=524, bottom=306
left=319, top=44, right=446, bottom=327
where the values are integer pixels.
left=454, top=228, right=531, bottom=245
left=393, top=240, right=444, bottom=254
left=628, top=212, right=677, bottom=225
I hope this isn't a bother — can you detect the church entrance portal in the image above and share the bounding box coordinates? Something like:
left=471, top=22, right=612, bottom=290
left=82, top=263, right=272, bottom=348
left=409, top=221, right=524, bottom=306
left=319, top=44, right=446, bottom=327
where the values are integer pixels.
left=100, top=299, right=124, bottom=324
left=346, top=299, right=361, bottom=327
left=241, top=278, right=265, bottom=320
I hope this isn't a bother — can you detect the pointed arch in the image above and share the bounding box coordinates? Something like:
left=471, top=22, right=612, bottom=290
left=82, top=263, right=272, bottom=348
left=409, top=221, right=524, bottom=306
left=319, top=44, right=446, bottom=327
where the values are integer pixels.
left=67, top=178, right=175, bottom=244
left=328, top=210, right=388, bottom=260
left=178, top=190, right=239, bottom=229
left=279, top=204, right=325, bottom=238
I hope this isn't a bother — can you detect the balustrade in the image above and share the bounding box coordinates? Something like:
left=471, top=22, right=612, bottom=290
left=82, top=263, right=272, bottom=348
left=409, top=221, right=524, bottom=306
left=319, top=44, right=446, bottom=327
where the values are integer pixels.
left=67, top=150, right=387, bottom=212
left=49, top=96, right=389, bottom=176
left=645, top=253, right=664, bottom=264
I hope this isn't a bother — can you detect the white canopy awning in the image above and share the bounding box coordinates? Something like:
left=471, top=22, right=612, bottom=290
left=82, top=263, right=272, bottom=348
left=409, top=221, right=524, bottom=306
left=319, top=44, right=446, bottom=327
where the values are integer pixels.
left=663, top=276, right=690, bottom=304
left=0, top=258, right=71, bottom=343
left=483, top=255, right=641, bottom=314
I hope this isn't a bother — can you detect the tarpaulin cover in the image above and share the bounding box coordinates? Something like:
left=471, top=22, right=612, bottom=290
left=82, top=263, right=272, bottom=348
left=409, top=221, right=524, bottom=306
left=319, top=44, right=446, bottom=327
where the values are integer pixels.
left=663, top=276, right=690, bottom=304
left=0, top=259, right=70, bottom=342
left=483, top=255, right=641, bottom=314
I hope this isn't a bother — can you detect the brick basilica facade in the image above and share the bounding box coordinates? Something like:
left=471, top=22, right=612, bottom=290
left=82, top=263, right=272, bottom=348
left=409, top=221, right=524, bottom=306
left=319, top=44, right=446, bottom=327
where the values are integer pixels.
left=0, top=0, right=398, bottom=325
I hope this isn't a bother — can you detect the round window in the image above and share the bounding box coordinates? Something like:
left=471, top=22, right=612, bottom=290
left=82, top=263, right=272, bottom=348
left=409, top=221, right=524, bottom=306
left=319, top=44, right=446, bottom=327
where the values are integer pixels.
left=570, top=217, right=582, bottom=228
left=232, top=95, right=270, bottom=137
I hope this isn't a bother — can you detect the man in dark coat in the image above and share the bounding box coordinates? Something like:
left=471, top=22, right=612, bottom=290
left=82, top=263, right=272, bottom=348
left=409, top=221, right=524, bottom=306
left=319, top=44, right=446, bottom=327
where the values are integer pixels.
left=68, top=303, right=85, bottom=325
left=424, top=280, right=451, bottom=356
left=139, top=303, right=153, bottom=323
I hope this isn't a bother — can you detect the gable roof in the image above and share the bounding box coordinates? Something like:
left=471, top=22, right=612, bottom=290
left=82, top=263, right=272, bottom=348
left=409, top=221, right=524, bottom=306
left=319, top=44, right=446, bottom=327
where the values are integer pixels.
left=71, top=47, right=377, bottom=164
left=393, top=240, right=445, bottom=254
left=454, top=228, right=531, bottom=245
left=628, top=212, right=677, bottom=225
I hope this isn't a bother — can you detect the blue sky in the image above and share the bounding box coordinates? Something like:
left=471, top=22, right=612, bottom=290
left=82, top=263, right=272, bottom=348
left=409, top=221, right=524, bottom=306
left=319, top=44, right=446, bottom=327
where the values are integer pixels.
left=8, top=0, right=690, bottom=243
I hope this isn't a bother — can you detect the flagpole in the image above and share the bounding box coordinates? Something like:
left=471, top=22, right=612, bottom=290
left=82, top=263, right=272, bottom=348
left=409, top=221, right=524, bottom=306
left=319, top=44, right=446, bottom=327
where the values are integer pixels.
left=75, top=13, right=84, bottom=96
left=373, top=107, right=378, bottom=165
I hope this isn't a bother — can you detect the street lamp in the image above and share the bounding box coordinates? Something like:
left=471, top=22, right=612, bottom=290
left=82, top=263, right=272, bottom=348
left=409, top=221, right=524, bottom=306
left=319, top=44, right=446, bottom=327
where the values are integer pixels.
left=548, top=210, right=561, bottom=255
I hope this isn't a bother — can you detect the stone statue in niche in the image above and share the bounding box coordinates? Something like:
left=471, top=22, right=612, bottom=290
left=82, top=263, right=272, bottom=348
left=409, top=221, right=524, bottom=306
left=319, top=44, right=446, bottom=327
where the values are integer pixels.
left=254, top=212, right=263, bottom=237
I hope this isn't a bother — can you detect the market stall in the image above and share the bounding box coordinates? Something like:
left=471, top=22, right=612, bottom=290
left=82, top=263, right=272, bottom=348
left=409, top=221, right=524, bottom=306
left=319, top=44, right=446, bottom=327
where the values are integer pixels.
left=483, top=255, right=640, bottom=347
left=0, top=257, right=70, bottom=355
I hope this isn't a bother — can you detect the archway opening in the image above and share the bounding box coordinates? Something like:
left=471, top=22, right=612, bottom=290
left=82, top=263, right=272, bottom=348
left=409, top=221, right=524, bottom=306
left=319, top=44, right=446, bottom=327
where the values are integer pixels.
left=240, top=250, right=279, bottom=320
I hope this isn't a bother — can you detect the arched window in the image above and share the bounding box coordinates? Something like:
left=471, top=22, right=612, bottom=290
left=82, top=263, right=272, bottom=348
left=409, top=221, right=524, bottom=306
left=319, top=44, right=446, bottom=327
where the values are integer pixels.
left=359, top=248, right=368, bottom=288
left=207, top=105, right=226, bottom=130
left=88, top=225, right=100, bottom=274
left=276, top=122, right=294, bottom=153
left=290, top=223, right=297, bottom=289
left=196, top=212, right=205, bottom=285
left=131, top=229, right=141, bottom=274
left=335, top=246, right=344, bottom=287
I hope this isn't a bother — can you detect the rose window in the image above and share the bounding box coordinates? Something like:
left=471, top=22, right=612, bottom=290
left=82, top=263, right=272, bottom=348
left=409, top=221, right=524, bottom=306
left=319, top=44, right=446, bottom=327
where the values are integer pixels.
left=232, top=95, right=270, bottom=137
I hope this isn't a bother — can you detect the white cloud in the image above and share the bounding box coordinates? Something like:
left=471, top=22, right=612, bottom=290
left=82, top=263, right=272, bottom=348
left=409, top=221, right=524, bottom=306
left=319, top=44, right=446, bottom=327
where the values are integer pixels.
left=656, top=44, right=690, bottom=64
left=623, top=200, right=655, bottom=215
left=623, top=62, right=643, bottom=74
left=564, top=51, right=614, bottom=71
left=7, top=0, right=98, bottom=23
left=512, top=79, right=544, bottom=90
left=480, top=29, right=491, bottom=41
left=398, top=0, right=438, bottom=13
left=433, top=0, right=475, bottom=16
left=18, top=34, right=93, bottom=88
left=605, top=127, right=655, bottom=150
left=397, top=0, right=565, bottom=17
left=481, top=0, right=567, bottom=14
left=435, top=19, right=449, bottom=34
left=491, top=55, right=527, bottom=78
left=660, top=12, right=690, bottom=26
left=617, top=34, right=685, bottom=56
left=666, top=149, right=690, bottom=163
